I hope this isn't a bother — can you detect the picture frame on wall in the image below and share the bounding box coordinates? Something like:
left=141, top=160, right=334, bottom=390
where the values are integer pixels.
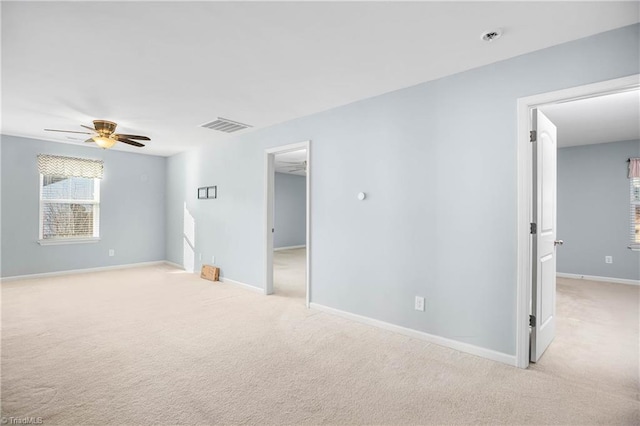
left=197, top=187, right=207, bottom=199
left=207, top=186, right=217, bottom=199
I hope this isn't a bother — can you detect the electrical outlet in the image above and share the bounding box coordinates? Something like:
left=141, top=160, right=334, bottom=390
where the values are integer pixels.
left=605, top=256, right=613, bottom=264
left=415, top=296, right=425, bottom=312
left=211, top=256, right=215, bottom=264
left=108, top=249, right=115, bottom=257
left=198, top=253, right=202, bottom=261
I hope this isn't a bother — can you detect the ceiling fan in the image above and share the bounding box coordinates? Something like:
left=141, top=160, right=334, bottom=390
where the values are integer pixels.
left=280, top=160, right=307, bottom=173
left=44, top=120, right=150, bottom=149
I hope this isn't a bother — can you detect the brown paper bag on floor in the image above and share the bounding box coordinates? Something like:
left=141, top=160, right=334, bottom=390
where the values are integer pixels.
left=201, top=265, right=220, bottom=281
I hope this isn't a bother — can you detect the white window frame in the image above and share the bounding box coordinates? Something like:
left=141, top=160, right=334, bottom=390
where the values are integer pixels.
left=38, top=174, right=101, bottom=245
left=630, top=176, right=640, bottom=251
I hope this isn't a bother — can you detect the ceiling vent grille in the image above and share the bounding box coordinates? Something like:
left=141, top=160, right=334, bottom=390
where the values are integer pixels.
left=200, top=117, right=252, bottom=133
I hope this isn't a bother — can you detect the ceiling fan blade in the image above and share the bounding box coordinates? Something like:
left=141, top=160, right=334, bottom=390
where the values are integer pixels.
left=114, top=133, right=150, bottom=141
left=118, top=138, right=145, bottom=147
left=84, top=138, right=94, bottom=143
left=44, top=129, right=93, bottom=134
left=80, top=124, right=96, bottom=132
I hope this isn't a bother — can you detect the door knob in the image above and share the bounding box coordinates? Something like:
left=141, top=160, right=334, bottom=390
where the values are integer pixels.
left=554, top=240, right=564, bottom=246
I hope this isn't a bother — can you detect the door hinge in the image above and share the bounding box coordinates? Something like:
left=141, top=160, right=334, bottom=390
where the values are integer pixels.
left=530, top=223, right=537, bottom=234
left=530, top=130, right=537, bottom=142
left=529, top=315, right=536, bottom=327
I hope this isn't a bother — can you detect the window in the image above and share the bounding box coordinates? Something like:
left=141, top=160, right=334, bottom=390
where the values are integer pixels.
left=37, top=155, right=103, bottom=244
left=631, top=176, right=640, bottom=250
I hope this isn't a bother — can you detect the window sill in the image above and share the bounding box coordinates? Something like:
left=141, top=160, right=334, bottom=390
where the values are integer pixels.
left=38, top=238, right=101, bottom=246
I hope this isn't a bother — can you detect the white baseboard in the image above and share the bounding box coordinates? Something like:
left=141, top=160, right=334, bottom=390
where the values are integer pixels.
left=557, top=272, right=639, bottom=286
left=309, top=303, right=517, bottom=367
left=220, top=277, right=266, bottom=294
left=1, top=261, right=268, bottom=296
left=274, top=245, right=306, bottom=251
left=1, top=260, right=170, bottom=282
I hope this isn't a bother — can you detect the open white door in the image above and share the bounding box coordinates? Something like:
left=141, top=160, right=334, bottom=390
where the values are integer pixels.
left=530, top=109, right=559, bottom=363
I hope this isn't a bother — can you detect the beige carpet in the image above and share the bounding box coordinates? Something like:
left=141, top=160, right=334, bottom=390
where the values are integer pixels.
left=1, top=266, right=638, bottom=425
left=530, top=277, right=639, bottom=401
left=273, top=248, right=306, bottom=301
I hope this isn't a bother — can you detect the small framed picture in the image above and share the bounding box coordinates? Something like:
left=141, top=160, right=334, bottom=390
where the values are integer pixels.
left=207, top=186, right=217, bottom=199
left=197, top=187, right=207, bottom=199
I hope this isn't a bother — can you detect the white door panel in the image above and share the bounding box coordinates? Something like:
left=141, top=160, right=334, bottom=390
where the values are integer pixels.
left=531, top=109, right=557, bottom=363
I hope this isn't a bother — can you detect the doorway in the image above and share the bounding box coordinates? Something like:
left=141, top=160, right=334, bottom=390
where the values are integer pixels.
left=516, top=74, right=640, bottom=369
left=525, top=90, right=640, bottom=399
left=264, top=141, right=311, bottom=307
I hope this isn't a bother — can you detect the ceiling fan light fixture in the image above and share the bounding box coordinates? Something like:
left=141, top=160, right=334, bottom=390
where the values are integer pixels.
left=44, top=120, right=149, bottom=149
left=93, top=136, right=117, bottom=149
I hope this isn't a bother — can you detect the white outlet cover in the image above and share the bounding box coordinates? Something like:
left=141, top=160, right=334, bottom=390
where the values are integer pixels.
left=108, top=249, right=115, bottom=257
left=415, top=296, right=425, bottom=312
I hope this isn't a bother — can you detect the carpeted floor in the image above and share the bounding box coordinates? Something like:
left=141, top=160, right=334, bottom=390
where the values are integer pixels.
left=530, top=277, right=639, bottom=402
left=1, top=264, right=638, bottom=425
left=273, top=247, right=306, bottom=301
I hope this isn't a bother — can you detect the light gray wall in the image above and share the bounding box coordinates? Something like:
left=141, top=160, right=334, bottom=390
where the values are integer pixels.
left=1, top=135, right=166, bottom=277
left=274, top=172, right=306, bottom=249
left=165, top=24, right=640, bottom=356
left=557, top=140, right=640, bottom=280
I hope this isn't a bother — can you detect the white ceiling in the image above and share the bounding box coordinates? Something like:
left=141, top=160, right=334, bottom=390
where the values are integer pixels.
left=275, top=150, right=307, bottom=176
left=2, top=2, right=638, bottom=156
left=541, top=90, right=640, bottom=148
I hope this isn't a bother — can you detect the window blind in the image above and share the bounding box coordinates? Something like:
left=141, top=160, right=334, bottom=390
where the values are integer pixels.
left=40, top=174, right=100, bottom=240
left=631, top=176, right=640, bottom=248
left=37, top=154, right=104, bottom=179
left=629, top=158, right=640, bottom=248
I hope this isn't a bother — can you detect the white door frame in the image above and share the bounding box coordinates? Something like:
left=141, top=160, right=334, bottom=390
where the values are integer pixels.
left=515, top=74, right=639, bottom=368
left=264, top=140, right=311, bottom=307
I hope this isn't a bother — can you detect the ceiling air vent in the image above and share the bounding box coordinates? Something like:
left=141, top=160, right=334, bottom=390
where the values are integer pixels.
left=200, top=117, right=252, bottom=133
